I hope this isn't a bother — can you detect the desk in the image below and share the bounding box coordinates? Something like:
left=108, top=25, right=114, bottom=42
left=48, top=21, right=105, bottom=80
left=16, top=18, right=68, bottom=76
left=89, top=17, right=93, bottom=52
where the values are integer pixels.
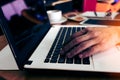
left=0, top=35, right=7, bottom=51
left=1, top=70, right=120, bottom=80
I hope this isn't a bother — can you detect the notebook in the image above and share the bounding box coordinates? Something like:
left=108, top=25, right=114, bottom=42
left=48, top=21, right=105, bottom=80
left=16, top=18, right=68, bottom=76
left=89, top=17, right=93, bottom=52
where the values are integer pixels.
left=1, top=0, right=120, bottom=73
left=81, top=11, right=119, bottom=20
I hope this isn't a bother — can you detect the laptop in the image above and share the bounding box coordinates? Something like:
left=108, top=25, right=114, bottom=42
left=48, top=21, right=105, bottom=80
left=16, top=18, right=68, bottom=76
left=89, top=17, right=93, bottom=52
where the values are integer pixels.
left=1, top=0, right=120, bottom=73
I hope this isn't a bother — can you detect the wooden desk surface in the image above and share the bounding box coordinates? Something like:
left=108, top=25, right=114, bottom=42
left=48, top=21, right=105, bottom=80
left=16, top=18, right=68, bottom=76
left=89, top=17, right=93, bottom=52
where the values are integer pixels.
left=0, top=70, right=120, bottom=80
left=0, top=35, right=7, bottom=51
left=25, top=70, right=120, bottom=80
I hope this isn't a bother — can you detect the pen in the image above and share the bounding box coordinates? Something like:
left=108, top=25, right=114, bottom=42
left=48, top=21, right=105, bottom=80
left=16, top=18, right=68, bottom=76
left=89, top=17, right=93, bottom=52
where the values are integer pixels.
left=94, top=11, right=97, bottom=17
left=106, top=9, right=111, bottom=16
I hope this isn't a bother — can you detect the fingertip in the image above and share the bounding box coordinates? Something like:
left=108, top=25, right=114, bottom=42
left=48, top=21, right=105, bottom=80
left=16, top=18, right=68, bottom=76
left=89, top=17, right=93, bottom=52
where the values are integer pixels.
left=79, top=54, right=83, bottom=58
left=79, top=53, right=90, bottom=58
left=66, top=53, right=73, bottom=58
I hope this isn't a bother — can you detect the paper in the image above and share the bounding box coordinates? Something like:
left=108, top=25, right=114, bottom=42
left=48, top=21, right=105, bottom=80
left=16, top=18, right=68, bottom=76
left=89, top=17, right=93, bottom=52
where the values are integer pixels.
left=81, top=11, right=119, bottom=19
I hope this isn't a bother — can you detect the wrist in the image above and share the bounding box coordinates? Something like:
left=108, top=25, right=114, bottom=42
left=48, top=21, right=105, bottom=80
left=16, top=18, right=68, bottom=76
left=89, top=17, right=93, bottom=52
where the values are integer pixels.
left=115, top=27, right=120, bottom=45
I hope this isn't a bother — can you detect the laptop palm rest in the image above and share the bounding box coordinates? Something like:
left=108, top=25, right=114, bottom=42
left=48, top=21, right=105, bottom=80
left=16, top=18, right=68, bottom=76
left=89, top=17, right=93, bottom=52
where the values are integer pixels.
left=93, top=46, right=120, bottom=72
left=0, top=45, right=18, bottom=70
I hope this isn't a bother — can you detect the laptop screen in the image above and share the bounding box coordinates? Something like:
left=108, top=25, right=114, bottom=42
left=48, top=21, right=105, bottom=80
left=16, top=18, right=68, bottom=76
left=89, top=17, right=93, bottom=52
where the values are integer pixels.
left=0, top=0, right=51, bottom=69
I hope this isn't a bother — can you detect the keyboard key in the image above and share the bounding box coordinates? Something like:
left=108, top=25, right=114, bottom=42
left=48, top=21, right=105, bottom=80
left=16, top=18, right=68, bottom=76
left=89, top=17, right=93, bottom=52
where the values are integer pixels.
left=50, top=53, right=59, bottom=63
left=50, top=59, right=57, bottom=63
left=44, top=58, right=50, bottom=63
left=66, top=58, right=73, bottom=64
left=72, top=27, right=76, bottom=33
left=74, top=56, right=81, bottom=64
left=77, top=27, right=82, bottom=32
left=46, top=52, right=52, bottom=59
left=58, top=55, right=66, bottom=63
left=83, top=57, right=90, bottom=64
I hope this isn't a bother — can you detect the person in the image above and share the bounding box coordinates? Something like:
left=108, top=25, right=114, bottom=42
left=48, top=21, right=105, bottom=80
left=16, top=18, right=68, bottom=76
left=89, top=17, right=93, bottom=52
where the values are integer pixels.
left=0, top=28, right=3, bottom=36
left=103, top=0, right=119, bottom=4
left=64, top=0, right=120, bottom=17
left=21, top=9, right=42, bottom=24
left=103, top=0, right=115, bottom=4
left=60, top=27, right=120, bottom=58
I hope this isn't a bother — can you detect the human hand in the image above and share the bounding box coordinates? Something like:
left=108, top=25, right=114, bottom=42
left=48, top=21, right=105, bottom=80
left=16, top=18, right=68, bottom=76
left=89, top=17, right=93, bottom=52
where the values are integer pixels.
left=102, top=0, right=114, bottom=4
left=60, top=27, right=120, bottom=58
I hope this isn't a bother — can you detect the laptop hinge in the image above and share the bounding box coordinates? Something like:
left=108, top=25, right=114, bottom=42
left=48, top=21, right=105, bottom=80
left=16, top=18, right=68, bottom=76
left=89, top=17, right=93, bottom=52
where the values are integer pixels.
left=25, top=60, right=33, bottom=65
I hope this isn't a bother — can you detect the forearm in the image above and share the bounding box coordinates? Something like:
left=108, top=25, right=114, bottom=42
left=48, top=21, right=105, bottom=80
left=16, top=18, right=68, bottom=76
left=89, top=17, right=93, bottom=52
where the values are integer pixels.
left=103, top=0, right=114, bottom=4
left=22, top=10, right=42, bottom=24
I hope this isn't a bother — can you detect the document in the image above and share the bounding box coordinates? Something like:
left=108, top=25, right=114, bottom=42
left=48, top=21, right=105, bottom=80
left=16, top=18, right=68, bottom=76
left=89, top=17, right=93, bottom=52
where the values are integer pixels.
left=81, top=11, right=119, bottom=20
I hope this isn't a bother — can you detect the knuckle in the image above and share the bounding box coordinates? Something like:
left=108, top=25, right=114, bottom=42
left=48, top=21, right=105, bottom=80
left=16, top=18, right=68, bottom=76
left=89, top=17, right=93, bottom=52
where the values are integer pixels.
left=80, top=42, right=87, bottom=48
left=100, top=40, right=105, bottom=45
left=72, top=38, right=79, bottom=44
left=71, top=33, right=76, bottom=38
left=90, top=32, right=99, bottom=37
left=94, top=37, right=101, bottom=43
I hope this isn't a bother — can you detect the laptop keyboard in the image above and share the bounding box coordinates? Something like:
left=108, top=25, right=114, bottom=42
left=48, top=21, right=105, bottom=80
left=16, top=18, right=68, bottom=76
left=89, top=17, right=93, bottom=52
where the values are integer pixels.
left=44, top=27, right=90, bottom=65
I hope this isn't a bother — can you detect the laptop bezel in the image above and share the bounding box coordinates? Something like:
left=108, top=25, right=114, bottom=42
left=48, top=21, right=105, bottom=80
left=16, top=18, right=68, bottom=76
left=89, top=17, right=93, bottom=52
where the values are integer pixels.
left=0, top=8, right=21, bottom=69
left=0, top=0, right=51, bottom=70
